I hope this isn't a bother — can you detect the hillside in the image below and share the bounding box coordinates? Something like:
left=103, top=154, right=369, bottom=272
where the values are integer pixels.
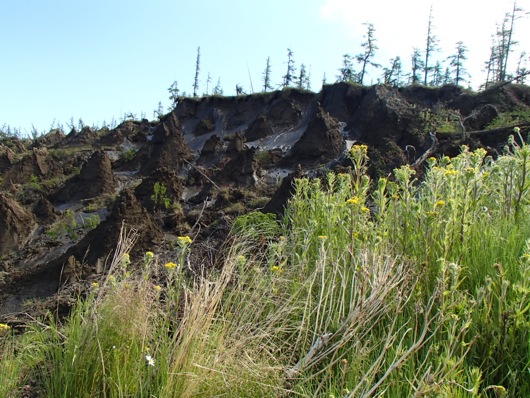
left=1, top=82, right=530, bottom=318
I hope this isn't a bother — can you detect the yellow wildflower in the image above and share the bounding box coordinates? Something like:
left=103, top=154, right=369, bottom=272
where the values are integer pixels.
left=0, top=323, right=11, bottom=332
left=444, top=169, right=458, bottom=176
left=318, top=235, right=327, bottom=240
left=177, top=236, right=192, bottom=246
left=164, top=262, right=178, bottom=270
left=271, top=265, right=280, bottom=273
left=361, top=206, right=370, bottom=213
left=346, top=197, right=361, bottom=206
left=236, top=255, right=247, bottom=266
left=91, top=282, right=99, bottom=289
left=154, top=285, right=162, bottom=292
left=349, top=144, right=368, bottom=157
left=145, top=251, right=154, bottom=260
left=434, top=200, right=445, bottom=207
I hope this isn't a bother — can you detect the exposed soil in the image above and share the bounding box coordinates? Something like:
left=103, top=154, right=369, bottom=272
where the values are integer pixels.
left=1, top=82, right=530, bottom=320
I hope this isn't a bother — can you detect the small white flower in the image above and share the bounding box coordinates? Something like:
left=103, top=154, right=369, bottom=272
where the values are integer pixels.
left=145, top=354, right=155, bottom=367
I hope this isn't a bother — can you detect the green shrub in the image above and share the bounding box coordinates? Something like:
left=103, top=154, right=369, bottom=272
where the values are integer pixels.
left=151, top=182, right=171, bottom=209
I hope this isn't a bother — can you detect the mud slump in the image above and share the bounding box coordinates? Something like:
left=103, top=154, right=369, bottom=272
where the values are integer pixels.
left=1, top=82, right=530, bottom=317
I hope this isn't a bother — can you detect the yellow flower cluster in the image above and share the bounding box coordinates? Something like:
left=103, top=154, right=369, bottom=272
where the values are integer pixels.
left=177, top=236, right=192, bottom=245
left=145, top=251, right=154, bottom=260
left=318, top=235, right=328, bottom=240
left=435, top=200, right=445, bottom=207
left=349, top=144, right=368, bottom=158
left=346, top=197, right=361, bottom=206
left=164, top=262, right=178, bottom=269
left=0, top=323, right=11, bottom=332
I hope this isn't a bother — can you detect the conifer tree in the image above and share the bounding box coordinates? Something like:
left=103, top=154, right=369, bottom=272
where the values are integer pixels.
left=410, top=48, right=424, bottom=84
left=298, top=63, right=308, bottom=89
left=212, top=77, right=223, bottom=95
left=515, top=51, right=528, bottom=84
left=423, top=6, right=439, bottom=85
left=483, top=38, right=499, bottom=88
left=262, top=57, right=273, bottom=92
left=500, top=1, right=523, bottom=81
left=337, top=54, right=355, bottom=82
left=205, top=72, right=212, bottom=95
left=193, top=46, right=201, bottom=97
left=382, top=56, right=403, bottom=86
left=282, top=48, right=296, bottom=88
left=447, top=41, right=469, bottom=86
left=356, top=23, right=380, bottom=85
left=168, top=81, right=180, bottom=107
left=429, top=61, right=443, bottom=86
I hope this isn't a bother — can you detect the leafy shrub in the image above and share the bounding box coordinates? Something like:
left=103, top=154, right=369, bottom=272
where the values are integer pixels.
left=150, top=182, right=171, bottom=209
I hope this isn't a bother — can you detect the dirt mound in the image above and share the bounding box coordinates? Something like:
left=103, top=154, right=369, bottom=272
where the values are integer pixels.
left=53, top=150, right=116, bottom=202
left=139, top=112, right=192, bottom=174
left=289, top=106, right=344, bottom=162
left=0, top=193, right=37, bottom=256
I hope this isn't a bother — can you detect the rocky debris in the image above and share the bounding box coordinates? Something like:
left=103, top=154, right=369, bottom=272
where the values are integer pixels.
left=53, top=150, right=116, bottom=202
left=0, top=193, right=37, bottom=256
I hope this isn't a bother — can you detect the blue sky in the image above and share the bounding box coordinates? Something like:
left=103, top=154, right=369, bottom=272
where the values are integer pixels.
left=1, top=0, right=529, bottom=134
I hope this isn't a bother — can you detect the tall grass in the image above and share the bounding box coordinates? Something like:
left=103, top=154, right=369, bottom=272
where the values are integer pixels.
left=1, top=139, right=530, bottom=396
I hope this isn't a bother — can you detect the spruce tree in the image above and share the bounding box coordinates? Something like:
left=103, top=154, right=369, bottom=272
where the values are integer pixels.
left=356, top=23, right=380, bottom=85
left=168, top=81, right=180, bottom=108
left=447, top=41, right=469, bottom=86
left=282, top=48, right=296, bottom=88
left=382, top=56, right=403, bottom=86
left=337, top=54, right=355, bottom=82
left=262, top=57, right=273, bottom=92
left=212, top=77, right=223, bottom=95
left=298, top=63, right=308, bottom=89
left=193, top=46, right=201, bottom=97
left=410, top=48, right=424, bottom=84
left=423, top=6, right=439, bottom=85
